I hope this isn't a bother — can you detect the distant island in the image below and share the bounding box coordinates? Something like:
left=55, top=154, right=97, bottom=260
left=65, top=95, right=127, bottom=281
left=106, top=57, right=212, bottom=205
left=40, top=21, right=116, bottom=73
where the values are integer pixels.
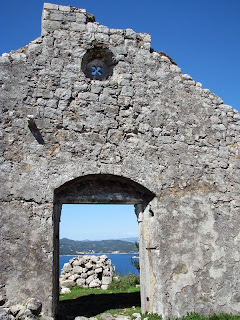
left=60, top=238, right=139, bottom=255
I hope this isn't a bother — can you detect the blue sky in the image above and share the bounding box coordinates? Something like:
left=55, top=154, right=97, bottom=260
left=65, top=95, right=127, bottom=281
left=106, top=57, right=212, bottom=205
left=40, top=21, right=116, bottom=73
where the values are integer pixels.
left=60, top=204, right=138, bottom=241
left=1, top=0, right=239, bottom=240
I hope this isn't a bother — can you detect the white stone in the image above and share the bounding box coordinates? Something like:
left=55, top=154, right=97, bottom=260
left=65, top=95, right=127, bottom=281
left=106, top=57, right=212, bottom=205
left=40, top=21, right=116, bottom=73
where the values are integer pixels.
left=101, top=284, right=108, bottom=290
left=89, top=279, right=101, bottom=288
left=44, top=3, right=59, bottom=10
left=71, top=22, right=86, bottom=32
left=95, top=267, right=103, bottom=273
left=76, top=278, right=86, bottom=287
left=58, top=5, right=71, bottom=12
left=125, top=29, right=136, bottom=39
left=62, top=263, right=71, bottom=273
left=76, top=13, right=86, bottom=23
left=60, top=287, right=71, bottom=294
left=73, top=266, right=83, bottom=274
left=182, top=74, right=192, bottom=80
left=102, top=276, right=112, bottom=285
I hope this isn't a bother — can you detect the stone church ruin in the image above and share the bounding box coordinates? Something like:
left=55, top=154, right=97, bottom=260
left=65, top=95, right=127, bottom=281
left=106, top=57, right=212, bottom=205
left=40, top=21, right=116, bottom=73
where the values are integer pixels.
left=0, top=3, right=240, bottom=319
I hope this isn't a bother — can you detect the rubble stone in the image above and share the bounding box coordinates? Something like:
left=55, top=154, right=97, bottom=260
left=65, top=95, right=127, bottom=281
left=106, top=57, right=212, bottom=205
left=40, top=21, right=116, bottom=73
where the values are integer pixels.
left=60, top=255, right=114, bottom=289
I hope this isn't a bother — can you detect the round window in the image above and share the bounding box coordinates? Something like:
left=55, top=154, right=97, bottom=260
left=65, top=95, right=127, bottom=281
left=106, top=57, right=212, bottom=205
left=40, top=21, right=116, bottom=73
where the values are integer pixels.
left=82, top=46, right=116, bottom=80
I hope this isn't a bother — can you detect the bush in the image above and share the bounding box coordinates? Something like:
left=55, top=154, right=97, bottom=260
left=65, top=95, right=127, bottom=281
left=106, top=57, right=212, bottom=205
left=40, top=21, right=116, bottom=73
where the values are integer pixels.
left=108, top=273, right=140, bottom=291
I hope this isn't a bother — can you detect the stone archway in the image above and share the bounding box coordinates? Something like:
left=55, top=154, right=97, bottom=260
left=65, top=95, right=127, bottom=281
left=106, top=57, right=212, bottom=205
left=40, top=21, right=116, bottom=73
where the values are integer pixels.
left=53, top=174, right=155, bottom=317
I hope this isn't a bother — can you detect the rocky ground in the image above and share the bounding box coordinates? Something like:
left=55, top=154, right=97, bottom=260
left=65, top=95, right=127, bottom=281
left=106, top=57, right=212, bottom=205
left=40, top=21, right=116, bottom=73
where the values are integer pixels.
left=0, top=291, right=140, bottom=320
left=59, top=291, right=140, bottom=320
left=73, top=312, right=147, bottom=320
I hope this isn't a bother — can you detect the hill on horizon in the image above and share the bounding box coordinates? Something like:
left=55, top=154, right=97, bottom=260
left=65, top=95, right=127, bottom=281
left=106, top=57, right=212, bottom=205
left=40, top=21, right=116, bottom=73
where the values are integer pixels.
left=59, top=238, right=139, bottom=255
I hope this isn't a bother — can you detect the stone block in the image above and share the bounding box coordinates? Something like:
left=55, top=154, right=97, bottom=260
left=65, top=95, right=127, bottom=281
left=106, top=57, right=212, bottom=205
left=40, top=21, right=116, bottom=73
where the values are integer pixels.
left=100, top=313, right=115, bottom=320
left=61, top=280, right=75, bottom=287
left=75, top=317, right=88, bottom=320
left=120, top=86, right=134, bottom=97
left=72, top=266, right=83, bottom=274
left=86, top=275, right=95, bottom=285
left=95, top=33, right=109, bottom=43
left=102, top=276, right=112, bottom=285
left=55, top=88, right=72, bottom=100
left=101, top=285, right=108, bottom=290
left=60, top=287, right=71, bottom=294
left=43, top=3, right=59, bottom=10
left=89, top=279, right=101, bottom=288
left=50, top=12, right=65, bottom=21
left=76, top=13, right=86, bottom=23
left=26, top=298, right=42, bottom=316
left=76, top=278, right=86, bottom=287
left=71, top=22, right=86, bottom=32
left=58, top=5, right=71, bottom=12
left=78, top=92, right=98, bottom=101
left=87, top=270, right=94, bottom=276
left=125, top=28, right=136, bottom=39
left=42, top=20, right=61, bottom=32
left=137, top=32, right=151, bottom=43
left=62, top=263, right=71, bottom=273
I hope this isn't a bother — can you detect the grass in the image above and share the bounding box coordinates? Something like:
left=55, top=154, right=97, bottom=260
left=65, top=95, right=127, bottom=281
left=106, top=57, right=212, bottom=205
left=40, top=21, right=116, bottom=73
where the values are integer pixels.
left=96, top=306, right=142, bottom=318
left=94, top=312, right=240, bottom=320
left=59, top=273, right=140, bottom=301
left=179, top=314, right=240, bottom=320
left=59, top=274, right=240, bottom=320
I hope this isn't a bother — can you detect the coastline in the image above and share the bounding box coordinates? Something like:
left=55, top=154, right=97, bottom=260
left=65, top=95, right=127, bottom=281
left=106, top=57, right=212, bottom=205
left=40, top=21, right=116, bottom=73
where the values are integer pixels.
left=59, top=252, right=138, bottom=256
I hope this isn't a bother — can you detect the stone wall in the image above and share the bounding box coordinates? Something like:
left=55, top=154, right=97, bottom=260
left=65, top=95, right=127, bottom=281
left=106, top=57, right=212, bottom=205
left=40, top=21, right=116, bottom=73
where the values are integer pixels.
left=0, top=2, right=240, bottom=319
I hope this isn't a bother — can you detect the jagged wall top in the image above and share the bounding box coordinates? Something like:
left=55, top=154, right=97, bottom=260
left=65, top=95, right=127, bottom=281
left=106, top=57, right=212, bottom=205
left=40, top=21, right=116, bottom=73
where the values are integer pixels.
left=41, top=2, right=151, bottom=49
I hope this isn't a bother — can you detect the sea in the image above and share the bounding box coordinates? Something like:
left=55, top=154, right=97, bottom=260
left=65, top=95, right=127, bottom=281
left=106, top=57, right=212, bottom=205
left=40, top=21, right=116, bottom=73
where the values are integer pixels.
left=59, top=253, right=139, bottom=276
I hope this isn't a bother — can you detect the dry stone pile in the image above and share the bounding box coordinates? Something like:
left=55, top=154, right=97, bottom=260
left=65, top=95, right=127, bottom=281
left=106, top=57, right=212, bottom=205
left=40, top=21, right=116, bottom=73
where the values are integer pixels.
left=60, top=255, right=114, bottom=290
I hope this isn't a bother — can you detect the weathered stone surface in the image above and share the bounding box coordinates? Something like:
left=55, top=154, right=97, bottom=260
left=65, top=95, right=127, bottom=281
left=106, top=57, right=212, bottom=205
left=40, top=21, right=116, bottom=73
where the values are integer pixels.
left=0, top=310, right=14, bottom=320
left=60, top=280, right=75, bottom=287
left=101, top=277, right=112, bottom=285
left=132, top=313, right=141, bottom=320
left=74, top=317, right=88, bottom=320
left=100, top=314, right=115, bottom=320
left=26, top=298, right=42, bottom=316
left=1, top=2, right=240, bottom=320
left=89, top=279, right=101, bottom=288
left=115, top=316, right=130, bottom=320
left=15, top=307, right=32, bottom=320
left=9, top=305, right=23, bottom=317
left=76, top=278, right=85, bottom=287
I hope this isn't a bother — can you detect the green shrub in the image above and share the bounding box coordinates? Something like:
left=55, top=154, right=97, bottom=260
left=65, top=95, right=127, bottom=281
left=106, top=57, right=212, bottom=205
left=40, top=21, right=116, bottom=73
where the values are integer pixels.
left=108, top=273, right=140, bottom=291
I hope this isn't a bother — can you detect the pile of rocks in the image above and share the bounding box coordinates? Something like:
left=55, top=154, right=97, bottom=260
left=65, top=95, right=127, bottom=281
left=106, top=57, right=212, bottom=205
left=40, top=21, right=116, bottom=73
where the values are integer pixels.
left=60, top=255, right=114, bottom=291
left=0, top=298, right=47, bottom=320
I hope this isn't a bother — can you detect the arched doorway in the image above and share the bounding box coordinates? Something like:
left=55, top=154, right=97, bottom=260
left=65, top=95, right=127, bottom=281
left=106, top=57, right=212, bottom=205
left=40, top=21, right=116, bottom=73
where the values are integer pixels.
left=53, top=174, right=155, bottom=317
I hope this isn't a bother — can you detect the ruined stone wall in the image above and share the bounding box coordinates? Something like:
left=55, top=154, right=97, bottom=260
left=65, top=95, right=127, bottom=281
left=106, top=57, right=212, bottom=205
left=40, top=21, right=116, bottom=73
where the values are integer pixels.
left=0, top=3, right=240, bottom=318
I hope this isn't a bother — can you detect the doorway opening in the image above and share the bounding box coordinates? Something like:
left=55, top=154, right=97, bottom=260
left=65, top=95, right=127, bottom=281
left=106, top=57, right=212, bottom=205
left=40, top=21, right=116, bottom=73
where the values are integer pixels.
left=53, top=174, right=155, bottom=319
left=59, top=204, right=140, bottom=319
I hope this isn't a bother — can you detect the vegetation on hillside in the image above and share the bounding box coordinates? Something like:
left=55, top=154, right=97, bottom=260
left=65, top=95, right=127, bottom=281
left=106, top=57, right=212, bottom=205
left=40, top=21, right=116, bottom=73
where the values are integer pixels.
left=60, top=238, right=138, bottom=255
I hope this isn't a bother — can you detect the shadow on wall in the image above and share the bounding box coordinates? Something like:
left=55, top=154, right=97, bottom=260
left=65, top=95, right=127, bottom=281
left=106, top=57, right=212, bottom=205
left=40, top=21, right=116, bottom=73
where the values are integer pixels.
left=59, top=292, right=140, bottom=319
